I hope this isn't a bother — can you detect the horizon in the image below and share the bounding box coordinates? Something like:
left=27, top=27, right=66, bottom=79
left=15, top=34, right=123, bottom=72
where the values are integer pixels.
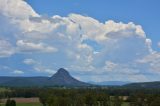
left=0, top=67, right=159, bottom=83
left=0, top=0, right=160, bottom=82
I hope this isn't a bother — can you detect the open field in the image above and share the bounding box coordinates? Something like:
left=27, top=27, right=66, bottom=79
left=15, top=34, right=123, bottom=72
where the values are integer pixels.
left=0, top=97, right=130, bottom=106
left=0, top=97, right=42, bottom=106
left=1, top=103, right=42, bottom=106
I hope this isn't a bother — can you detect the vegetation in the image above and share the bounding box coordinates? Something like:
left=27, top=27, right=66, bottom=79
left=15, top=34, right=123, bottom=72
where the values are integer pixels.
left=0, top=87, right=160, bottom=106
left=1, top=103, right=41, bottom=106
left=5, top=99, right=16, bottom=106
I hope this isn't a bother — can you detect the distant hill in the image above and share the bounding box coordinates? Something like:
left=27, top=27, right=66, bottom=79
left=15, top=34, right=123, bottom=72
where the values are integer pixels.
left=124, top=81, right=160, bottom=89
left=89, top=81, right=130, bottom=86
left=0, top=68, right=91, bottom=87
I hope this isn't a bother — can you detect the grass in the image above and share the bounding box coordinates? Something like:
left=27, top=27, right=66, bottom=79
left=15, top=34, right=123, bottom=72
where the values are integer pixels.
left=16, top=103, right=42, bottom=106
left=122, top=102, right=130, bottom=106
left=1, top=103, right=42, bottom=106
left=0, top=97, right=42, bottom=106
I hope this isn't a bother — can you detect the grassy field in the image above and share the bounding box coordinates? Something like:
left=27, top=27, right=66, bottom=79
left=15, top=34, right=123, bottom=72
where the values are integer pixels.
left=1, top=103, right=42, bottom=106
left=0, top=97, right=42, bottom=106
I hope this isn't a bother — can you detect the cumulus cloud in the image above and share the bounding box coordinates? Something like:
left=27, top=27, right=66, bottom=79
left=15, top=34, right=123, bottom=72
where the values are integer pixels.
left=23, top=58, right=56, bottom=74
left=137, top=52, right=160, bottom=73
left=158, top=42, right=160, bottom=48
left=0, top=0, right=38, bottom=18
left=23, top=58, right=37, bottom=65
left=0, top=39, right=15, bottom=57
left=13, top=70, right=24, bottom=74
left=0, top=0, right=159, bottom=81
left=16, top=40, right=58, bottom=53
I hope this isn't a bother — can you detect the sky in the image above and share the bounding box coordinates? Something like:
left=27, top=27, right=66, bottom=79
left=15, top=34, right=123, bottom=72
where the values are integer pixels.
left=0, top=0, right=160, bottom=82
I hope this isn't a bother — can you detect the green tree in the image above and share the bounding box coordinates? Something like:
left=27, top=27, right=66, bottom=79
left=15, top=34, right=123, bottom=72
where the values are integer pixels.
left=150, top=97, right=160, bottom=106
left=57, top=97, right=72, bottom=106
left=10, top=100, right=16, bottom=106
left=5, top=99, right=10, bottom=106
left=47, top=96, right=58, bottom=106
left=112, top=96, right=122, bottom=106
left=0, top=98, right=2, bottom=106
left=74, top=95, right=85, bottom=106
left=96, top=93, right=110, bottom=106
left=5, top=99, right=16, bottom=106
left=85, top=93, right=97, bottom=106
left=39, top=93, right=48, bottom=106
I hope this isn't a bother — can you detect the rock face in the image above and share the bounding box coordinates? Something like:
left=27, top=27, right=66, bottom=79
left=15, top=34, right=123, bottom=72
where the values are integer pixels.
left=0, top=68, right=91, bottom=87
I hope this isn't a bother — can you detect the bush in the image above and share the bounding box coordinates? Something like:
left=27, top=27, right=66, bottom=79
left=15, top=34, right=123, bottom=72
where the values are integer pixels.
left=5, top=99, right=16, bottom=106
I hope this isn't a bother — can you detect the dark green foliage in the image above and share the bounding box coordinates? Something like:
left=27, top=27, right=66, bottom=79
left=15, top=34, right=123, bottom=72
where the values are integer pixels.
left=124, top=81, right=160, bottom=89
left=84, top=93, right=97, bottom=106
left=10, top=100, right=16, bottom=106
left=0, top=87, right=160, bottom=106
left=38, top=89, right=122, bottom=106
left=5, top=99, right=10, bottom=106
left=150, top=97, right=160, bottom=106
left=128, top=92, right=160, bottom=106
left=112, top=96, right=122, bottom=106
left=5, top=99, right=16, bottom=106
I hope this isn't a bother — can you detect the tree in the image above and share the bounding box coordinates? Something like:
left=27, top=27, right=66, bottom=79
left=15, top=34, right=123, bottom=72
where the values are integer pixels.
left=0, top=98, right=2, bottom=106
left=10, top=100, right=16, bottom=106
left=112, top=96, right=122, bottom=106
left=5, top=99, right=10, bottom=106
left=39, top=92, right=48, bottom=106
left=74, top=96, right=85, bottom=106
left=150, top=97, right=160, bottom=106
left=85, top=93, right=97, bottom=106
left=5, top=99, right=16, bottom=106
left=96, top=93, right=110, bottom=106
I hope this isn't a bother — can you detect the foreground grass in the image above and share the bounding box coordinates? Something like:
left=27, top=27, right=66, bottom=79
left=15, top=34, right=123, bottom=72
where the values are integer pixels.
left=16, top=103, right=42, bottom=106
left=1, top=103, right=42, bottom=106
left=122, top=102, right=130, bottom=106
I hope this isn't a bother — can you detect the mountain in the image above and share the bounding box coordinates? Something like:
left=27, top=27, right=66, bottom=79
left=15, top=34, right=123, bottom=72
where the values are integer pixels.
left=124, top=81, right=160, bottom=88
left=0, top=68, right=91, bottom=87
left=48, top=68, right=90, bottom=86
left=89, top=81, right=130, bottom=86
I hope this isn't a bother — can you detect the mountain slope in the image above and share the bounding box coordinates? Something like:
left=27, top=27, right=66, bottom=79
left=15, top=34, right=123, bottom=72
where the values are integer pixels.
left=0, top=68, right=91, bottom=87
left=48, top=68, right=90, bottom=86
left=124, top=81, right=160, bottom=88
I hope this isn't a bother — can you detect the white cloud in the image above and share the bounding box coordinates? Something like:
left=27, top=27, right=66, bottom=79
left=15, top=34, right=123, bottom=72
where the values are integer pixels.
left=34, top=65, right=56, bottom=75
left=23, top=58, right=37, bottom=65
left=0, top=0, right=159, bottom=82
left=137, top=52, right=160, bottom=73
left=0, top=39, right=15, bottom=57
left=23, top=58, right=56, bottom=74
left=13, top=70, right=24, bottom=74
left=158, top=42, right=160, bottom=48
left=16, top=40, right=58, bottom=53
left=103, top=61, right=118, bottom=71
left=0, top=0, right=38, bottom=19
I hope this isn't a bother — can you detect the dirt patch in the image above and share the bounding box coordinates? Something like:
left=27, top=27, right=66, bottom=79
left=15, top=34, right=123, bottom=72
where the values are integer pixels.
left=1, top=97, right=40, bottom=103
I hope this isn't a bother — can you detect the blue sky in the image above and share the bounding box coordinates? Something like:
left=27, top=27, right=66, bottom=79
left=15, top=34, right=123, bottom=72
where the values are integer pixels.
left=0, top=0, right=160, bottom=82
left=27, top=0, right=160, bottom=51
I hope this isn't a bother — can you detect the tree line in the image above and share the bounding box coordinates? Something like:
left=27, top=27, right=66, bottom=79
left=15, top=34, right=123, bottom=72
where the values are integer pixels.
left=0, top=87, right=160, bottom=106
